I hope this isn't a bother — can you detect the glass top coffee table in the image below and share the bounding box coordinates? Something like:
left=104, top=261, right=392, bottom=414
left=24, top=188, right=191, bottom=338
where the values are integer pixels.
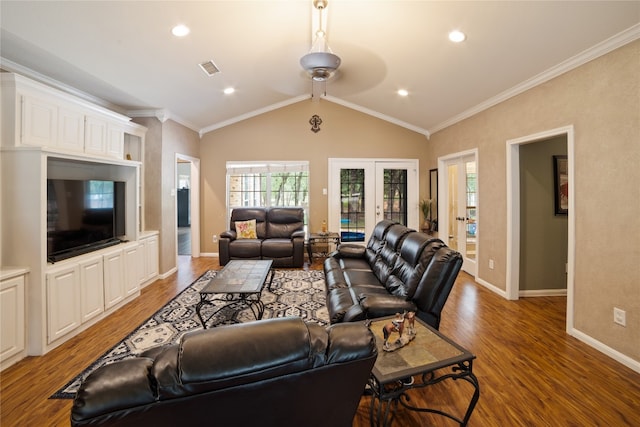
left=366, top=316, right=480, bottom=426
left=195, top=260, right=274, bottom=328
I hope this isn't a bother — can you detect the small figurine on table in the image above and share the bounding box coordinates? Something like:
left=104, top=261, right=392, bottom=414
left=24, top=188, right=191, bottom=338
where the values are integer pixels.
left=382, top=311, right=417, bottom=352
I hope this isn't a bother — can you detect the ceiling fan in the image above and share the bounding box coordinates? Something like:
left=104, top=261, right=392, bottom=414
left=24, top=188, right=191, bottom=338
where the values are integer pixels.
left=300, top=0, right=341, bottom=99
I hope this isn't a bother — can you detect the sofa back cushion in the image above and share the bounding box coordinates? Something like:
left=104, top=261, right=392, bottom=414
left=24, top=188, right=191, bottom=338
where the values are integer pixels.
left=384, top=232, right=431, bottom=297
left=412, top=247, right=463, bottom=325
left=231, top=208, right=268, bottom=238
left=364, top=220, right=395, bottom=264
left=266, top=207, right=304, bottom=238
left=372, top=224, right=411, bottom=284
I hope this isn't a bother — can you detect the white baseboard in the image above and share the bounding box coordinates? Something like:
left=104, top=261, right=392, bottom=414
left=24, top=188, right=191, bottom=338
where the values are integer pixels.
left=570, top=328, right=640, bottom=374
left=475, top=277, right=508, bottom=298
left=159, top=267, right=177, bottom=279
left=520, top=289, right=568, bottom=297
left=199, top=252, right=218, bottom=258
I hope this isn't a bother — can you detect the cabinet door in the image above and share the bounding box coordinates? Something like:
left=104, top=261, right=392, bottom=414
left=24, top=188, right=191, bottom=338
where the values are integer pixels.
left=107, top=124, right=124, bottom=159
left=47, top=265, right=81, bottom=343
left=58, top=107, right=85, bottom=153
left=103, top=249, right=125, bottom=309
left=21, top=95, right=57, bottom=147
left=143, top=235, right=159, bottom=282
left=84, top=116, right=107, bottom=156
left=123, top=244, right=141, bottom=297
left=79, top=256, right=105, bottom=323
left=0, top=275, right=25, bottom=363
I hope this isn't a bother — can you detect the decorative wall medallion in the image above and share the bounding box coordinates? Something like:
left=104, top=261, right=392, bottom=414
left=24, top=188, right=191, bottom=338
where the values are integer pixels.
left=309, top=114, right=322, bottom=133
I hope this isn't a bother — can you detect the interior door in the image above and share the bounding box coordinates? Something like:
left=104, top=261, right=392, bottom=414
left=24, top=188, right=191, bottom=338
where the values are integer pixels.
left=329, top=159, right=418, bottom=244
left=443, top=154, right=477, bottom=275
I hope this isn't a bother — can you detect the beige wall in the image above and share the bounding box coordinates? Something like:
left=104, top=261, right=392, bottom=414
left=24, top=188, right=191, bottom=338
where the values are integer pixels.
left=200, top=100, right=428, bottom=253
left=134, top=117, right=200, bottom=275
left=426, top=40, right=639, bottom=361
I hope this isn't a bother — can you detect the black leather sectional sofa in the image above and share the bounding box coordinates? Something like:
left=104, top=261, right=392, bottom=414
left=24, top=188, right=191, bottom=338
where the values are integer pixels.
left=324, top=220, right=463, bottom=328
left=219, top=207, right=306, bottom=267
left=71, top=317, right=377, bottom=427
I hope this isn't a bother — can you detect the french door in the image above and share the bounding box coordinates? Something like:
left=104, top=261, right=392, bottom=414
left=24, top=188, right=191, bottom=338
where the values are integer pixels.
left=328, top=159, right=418, bottom=244
left=440, top=151, right=478, bottom=276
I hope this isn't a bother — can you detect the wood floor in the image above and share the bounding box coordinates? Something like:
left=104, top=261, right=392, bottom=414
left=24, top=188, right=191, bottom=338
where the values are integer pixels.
left=1, top=256, right=639, bottom=426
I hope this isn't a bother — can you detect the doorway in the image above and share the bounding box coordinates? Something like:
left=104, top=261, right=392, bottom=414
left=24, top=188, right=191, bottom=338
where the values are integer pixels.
left=175, top=154, right=201, bottom=258
left=506, top=126, right=575, bottom=333
left=438, top=150, right=478, bottom=277
left=328, top=158, right=419, bottom=243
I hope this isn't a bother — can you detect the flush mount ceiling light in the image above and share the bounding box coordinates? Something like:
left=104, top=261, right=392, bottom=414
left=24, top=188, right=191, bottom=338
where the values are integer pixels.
left=300, top=0, right=341, bottom=97
left=172, top=24, right=190, bottom=37
left=397, top=89, right=409, bottom=97
left=448, top=30, right=466, bottom=43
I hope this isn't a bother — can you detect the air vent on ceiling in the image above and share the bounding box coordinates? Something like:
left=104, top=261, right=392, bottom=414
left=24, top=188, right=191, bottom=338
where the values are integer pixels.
left=199, top=60, right=220, bottom=76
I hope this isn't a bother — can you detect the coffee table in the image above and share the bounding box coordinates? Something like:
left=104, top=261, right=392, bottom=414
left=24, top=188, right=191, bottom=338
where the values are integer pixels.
left=366, top=316, right=480, bottom=426
left=195, top=260, right=274, bottom=328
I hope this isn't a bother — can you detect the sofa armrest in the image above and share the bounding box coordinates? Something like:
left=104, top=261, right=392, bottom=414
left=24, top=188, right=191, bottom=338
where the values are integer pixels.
left=220, top=230, right=237, bottom=240
left=333, top=244, right=366, bottom=259
left=359, top=294, right=417, bottom=318
left=291, top=230, right=306, bottom=240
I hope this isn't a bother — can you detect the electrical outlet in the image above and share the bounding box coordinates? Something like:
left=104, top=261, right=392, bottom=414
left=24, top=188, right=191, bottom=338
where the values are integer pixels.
left=212, top=234, right=218, bottom=243
left=489, top=259, right=494, bottom=270
left=613, top=308, right=626, bottom=326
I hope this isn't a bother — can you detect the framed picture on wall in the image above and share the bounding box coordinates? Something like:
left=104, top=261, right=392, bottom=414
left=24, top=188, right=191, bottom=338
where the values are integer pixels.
left=553, top=155, right=568, bottom=215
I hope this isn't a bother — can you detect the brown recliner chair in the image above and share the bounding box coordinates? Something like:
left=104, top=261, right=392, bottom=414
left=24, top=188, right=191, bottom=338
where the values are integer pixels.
left=70, top=317, right=377, bottom=427
left=219, top=207, right=306, bottom=267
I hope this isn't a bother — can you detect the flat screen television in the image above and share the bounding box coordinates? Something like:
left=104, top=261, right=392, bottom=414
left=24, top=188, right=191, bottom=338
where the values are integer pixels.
left=47, top=179, right=125, bottom=262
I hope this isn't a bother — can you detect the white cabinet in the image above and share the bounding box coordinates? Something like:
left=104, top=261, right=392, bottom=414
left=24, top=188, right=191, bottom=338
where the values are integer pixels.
left=21, top=94, right=57, bottom=147
left=79, top=256, right=104, bottom=323
left=0, top=270, right=26, bottom=371
left=107, top=124, right=125, bottom=159
left=140, top=233, right=159, bottom=286
left=123, top=243, right=142, bottom=297
left=58, top=106, right=85, bottom=153
left=2, top=73, right=138, bottom=162
left=103, top=248, right=125, bottom=309
left=46, top=264, right=81, bottom=344
left=84, top=115, right=108, bottom=156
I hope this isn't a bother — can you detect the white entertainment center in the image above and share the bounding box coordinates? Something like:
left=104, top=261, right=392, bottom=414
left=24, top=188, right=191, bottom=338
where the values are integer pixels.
left=0, top=73, right=159, bottom=370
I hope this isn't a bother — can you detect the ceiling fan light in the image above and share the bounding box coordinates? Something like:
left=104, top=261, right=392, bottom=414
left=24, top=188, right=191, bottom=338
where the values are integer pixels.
left=300, top=51, right=341, bottom=80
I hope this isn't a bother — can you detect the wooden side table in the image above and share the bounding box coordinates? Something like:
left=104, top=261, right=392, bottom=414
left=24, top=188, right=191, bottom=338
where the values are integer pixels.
left=307, top=232, right=340, bottom=261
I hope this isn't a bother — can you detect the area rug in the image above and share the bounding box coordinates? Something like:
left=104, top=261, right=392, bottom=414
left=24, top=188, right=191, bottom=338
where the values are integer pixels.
left=51, top=269, right=328, bottom=399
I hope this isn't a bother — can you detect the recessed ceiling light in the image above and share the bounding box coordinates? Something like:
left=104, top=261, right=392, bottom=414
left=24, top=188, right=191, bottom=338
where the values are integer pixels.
left=397, top=89, right=409, bottom=97
left=449, top=30, right=466, bottom=43
left=172, top=24, right=190, bottom=37
left=223, top=87, right=235, bottom=95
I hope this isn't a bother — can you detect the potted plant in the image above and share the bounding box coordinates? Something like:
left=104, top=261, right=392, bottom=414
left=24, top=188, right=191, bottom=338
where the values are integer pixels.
left=419, top=199, right=432, bottom=232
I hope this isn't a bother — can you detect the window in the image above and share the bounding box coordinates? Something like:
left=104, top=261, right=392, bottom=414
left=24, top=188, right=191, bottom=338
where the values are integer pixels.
left=226, top=161, right=309, bottom=229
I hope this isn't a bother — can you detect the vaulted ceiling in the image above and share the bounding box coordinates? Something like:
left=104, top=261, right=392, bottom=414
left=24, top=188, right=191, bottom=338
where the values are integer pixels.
left=1, top=1, right=638, bottom=137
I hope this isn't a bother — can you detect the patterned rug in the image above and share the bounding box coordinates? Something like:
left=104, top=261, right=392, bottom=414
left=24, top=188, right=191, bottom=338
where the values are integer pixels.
left=51, top=269, right=328, bottom=399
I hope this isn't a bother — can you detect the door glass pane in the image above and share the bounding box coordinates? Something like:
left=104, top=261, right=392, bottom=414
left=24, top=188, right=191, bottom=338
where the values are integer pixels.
left=465, top=161, right=477, bottom=260
left=340, top=169, right=365, bottom=242
left=447, top=164, right=458, bottom=251
left=382, top=169, right=407, bottom=225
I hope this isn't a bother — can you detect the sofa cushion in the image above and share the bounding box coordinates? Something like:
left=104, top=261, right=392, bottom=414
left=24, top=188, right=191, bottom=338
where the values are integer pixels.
left=266, top=208, right=304, bottom=238
left=261, top=238, right=294, bottom=257
left=235, top=219, right=257, bottom=239
left=227, top=239, right=261, bottom=259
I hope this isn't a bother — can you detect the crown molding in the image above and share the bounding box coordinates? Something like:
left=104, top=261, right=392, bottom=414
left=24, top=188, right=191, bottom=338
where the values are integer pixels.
left=0, top=57, right=130, bottom=115
left=127, top=109, right=200, bottom=132
left=428, top=23, right=640, bottom=135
